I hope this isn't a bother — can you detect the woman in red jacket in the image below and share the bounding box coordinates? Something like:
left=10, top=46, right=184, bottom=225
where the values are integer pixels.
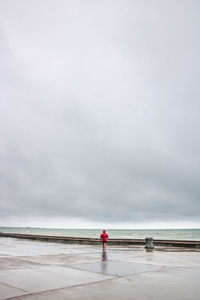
left=100, top=230, right=108, bottom=250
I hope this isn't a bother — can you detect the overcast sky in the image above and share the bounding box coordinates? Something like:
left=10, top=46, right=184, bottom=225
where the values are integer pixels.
left=0, top=0, right=200, bottom=229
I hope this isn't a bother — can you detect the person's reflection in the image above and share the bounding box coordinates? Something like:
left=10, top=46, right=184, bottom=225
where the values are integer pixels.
left=101, top=249, right=107, bottom=274
left=102, top=249, right=107, bottom=261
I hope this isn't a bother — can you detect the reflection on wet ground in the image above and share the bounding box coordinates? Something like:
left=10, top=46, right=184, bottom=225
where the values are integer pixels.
left=72, top=260, right=161, bottom=276
left=102, top=250, right=107, bottom=261
left=101, top=250, right=107, bottom=273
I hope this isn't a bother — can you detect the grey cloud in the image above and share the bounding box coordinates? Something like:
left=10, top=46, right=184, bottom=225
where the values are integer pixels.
left=0, top=0, right=200, bottom=226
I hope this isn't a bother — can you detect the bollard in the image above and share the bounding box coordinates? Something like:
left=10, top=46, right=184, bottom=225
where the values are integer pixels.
left=145, top=237, right=154, bottom=252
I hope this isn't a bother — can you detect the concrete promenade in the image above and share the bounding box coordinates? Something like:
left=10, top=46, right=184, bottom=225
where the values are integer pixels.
left=0, top=237, right=200, bottom=299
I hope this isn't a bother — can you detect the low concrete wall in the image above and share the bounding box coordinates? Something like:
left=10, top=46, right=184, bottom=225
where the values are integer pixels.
left=0, top=232, right=200, bottom=248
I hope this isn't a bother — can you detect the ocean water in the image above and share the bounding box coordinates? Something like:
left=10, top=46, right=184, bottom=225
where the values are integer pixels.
left=0, top=227, right=200, bottom=240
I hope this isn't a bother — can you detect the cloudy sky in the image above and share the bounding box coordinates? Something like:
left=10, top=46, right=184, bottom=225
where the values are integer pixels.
left=0, top=0, right=200, bottom=229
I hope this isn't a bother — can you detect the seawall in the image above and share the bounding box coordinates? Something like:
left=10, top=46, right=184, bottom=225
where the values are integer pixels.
left=0, top=232, right=200, bottom=248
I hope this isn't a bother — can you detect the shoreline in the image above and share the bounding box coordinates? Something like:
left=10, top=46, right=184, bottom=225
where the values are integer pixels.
left=1, top=232, right=200, bottom=248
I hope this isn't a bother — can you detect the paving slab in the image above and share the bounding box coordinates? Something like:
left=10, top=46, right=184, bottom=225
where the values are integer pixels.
left=0, top=238, right=95, bottom=257
left=20, top=253, right=100, bottom=266
left=121, top=251, right=200, bottom=267
left=0, top=265, right=113, bottom=294
left=0, top=257, right=43, bottom=270
left=0, top=283, right=29, bottom=300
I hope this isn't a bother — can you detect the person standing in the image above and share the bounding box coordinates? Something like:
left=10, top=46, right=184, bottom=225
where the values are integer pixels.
left=100, top=230, right=108, bottom=250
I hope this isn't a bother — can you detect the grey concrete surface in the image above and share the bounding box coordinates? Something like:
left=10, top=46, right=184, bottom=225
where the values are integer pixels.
left=0, top=237, right=200, bottom=299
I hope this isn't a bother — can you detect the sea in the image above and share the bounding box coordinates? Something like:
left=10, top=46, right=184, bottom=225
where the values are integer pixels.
left=0, top=227, right=200, bottom=240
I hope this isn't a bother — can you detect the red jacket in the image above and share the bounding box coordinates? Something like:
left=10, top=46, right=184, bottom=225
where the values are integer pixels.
left=100, top=230, right=108, bottom=242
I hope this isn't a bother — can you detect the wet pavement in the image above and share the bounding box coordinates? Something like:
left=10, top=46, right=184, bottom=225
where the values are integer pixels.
left=72, top=260, right=161, bottom=276
left=0, top=237, right=200, bottom=299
